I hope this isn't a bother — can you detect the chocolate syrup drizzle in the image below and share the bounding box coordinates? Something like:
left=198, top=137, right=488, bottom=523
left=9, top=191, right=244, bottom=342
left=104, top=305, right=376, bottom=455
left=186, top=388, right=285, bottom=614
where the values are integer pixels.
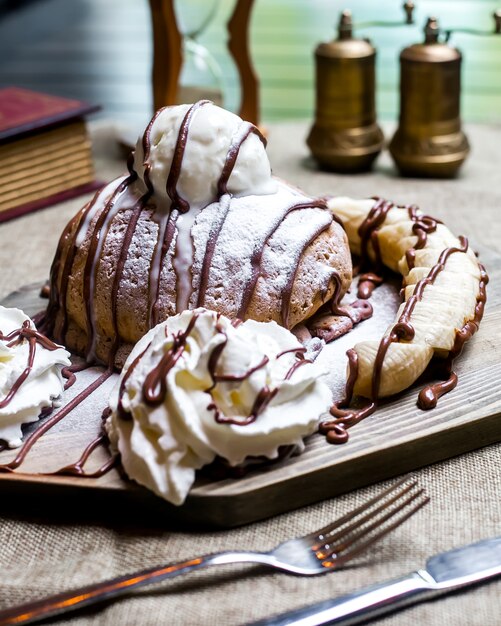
left=42, top=193, right=98, bottom=341
left=197, top=124, right=266, bottom=307
left=115, top=311, right=312, bottom=430
left=0, top=368, right=113, bottom=474
left=355, top=198, right=394, bottom=299
left=206, top=318, right=311, bottom=427
left=149, top=100, right=212, bottom=326
left=53, top=407, right=118, bottom=478
left=82, top=178, right=134, bottom=362
left=354, top=200, right=442, bottom=300
left=61, top=362, right=88, bottom=390
left=321, top=201, right=488, bottom=445
left=280, top=213, right=333, bottom=328
left=0, top=314, right=116, bottom=477
left=418, top=262, right=488, bottom=409
left=0, top=320, right=60, bottom=410
left=196, top=195, right=232, bottom=307
left=143, top=314, right=199, bottom=406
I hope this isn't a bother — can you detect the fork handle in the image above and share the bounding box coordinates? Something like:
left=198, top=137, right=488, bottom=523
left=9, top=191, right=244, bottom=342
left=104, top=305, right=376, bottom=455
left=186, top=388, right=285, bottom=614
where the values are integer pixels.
left=0, top=551, right=276, bottom=626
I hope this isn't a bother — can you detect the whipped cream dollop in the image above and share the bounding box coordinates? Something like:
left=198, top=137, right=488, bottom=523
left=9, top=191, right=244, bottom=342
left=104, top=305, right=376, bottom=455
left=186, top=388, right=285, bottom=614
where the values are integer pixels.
left=132, top=101, right=278, bottom=208
left=106, top=308, right=332, bottom=505
left=0, top=306, right=71, bottom=448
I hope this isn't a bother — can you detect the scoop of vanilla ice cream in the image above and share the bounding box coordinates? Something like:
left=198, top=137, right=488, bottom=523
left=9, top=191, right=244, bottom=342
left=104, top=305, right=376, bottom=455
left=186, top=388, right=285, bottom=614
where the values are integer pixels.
left=0, top=306, right=71, bottom=448
left=106, top=308, right=331, bottom=505
left=133, top=102, right=278, bottom=208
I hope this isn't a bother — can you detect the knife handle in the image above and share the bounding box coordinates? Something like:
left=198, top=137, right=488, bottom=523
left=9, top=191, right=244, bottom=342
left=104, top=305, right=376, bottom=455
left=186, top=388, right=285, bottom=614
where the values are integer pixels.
left=253, top=570, right=436, bottom=626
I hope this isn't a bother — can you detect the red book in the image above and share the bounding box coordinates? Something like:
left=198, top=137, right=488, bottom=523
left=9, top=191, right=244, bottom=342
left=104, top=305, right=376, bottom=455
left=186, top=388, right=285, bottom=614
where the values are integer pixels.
left=0, top=87, right=102, bottom=223
left=0, top=181, right=103, bottom=223
left=0, top=86, right=100, bottom=143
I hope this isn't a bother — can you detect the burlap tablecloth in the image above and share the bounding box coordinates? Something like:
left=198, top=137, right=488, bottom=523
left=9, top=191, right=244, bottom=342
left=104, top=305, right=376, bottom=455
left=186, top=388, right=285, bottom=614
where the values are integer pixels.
left=0, top=122, right=499, bottom=625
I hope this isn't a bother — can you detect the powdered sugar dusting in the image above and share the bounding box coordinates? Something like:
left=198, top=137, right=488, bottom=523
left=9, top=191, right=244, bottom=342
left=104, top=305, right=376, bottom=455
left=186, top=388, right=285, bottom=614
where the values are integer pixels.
left=260, top=206, right=332, bottom=315
left=198, top=186, right=299, bottom=314
left=195, top=184, right=330, bottom=316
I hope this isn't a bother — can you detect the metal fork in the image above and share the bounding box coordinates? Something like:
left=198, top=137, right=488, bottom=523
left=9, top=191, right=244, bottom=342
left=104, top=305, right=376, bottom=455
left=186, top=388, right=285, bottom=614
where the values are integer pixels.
left=0, top=478, right=428, bottom=626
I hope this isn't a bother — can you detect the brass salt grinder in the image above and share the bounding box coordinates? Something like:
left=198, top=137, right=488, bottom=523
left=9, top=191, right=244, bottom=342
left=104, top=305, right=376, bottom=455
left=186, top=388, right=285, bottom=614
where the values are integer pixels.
left=390, top=12, right=501, bottom=177
left=307, top=3, right=415, bottom=172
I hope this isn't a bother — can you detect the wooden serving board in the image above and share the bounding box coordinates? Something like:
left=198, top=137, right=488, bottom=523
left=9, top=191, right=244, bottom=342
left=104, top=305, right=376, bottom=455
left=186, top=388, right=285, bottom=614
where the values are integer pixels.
left=1, top=244, right=500, bottom=529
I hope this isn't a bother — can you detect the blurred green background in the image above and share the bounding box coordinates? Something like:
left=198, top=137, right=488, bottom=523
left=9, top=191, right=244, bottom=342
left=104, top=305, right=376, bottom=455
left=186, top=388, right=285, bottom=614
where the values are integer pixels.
left=190, top=0, right=501, bottom=123
left=0, top=0, right=499, bottom=127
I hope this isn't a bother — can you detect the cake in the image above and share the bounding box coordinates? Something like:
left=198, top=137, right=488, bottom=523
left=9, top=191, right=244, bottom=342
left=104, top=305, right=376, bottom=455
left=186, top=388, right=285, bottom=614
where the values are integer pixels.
left=44, top=101, right=352, bottom=369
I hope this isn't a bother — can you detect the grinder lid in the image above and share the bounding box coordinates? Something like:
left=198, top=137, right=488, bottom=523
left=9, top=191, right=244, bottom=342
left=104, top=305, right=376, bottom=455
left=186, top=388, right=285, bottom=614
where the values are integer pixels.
left=401, top=17, right=461, bottom=63
left=316, top=10, right=375, bottom=59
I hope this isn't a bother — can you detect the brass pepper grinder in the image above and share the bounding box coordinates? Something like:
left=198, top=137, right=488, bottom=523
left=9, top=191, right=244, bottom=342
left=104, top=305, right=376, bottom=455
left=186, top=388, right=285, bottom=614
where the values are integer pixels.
left=389, top=17, right=469, bottom=177
left=307, top=10, right=384, bottom=172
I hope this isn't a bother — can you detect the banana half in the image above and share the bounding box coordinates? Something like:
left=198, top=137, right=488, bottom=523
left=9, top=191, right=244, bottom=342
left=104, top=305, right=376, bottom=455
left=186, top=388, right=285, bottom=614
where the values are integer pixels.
left=326, top=196, right=488, bottom=413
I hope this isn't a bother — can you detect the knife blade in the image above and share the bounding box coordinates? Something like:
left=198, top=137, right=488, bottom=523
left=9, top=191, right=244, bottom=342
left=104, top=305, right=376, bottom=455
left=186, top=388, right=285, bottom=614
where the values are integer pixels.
left=249, top=536, right=501, bottom=626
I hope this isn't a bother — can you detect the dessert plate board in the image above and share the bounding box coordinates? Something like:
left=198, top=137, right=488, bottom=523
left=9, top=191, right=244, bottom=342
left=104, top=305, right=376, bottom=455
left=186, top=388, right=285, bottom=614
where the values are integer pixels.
left=1, top=243, right=500, bottom=529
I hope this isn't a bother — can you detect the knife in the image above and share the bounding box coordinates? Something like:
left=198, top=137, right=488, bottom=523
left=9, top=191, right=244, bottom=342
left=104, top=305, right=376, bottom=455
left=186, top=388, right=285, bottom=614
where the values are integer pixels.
left=249, top=536, right=501, bottom=626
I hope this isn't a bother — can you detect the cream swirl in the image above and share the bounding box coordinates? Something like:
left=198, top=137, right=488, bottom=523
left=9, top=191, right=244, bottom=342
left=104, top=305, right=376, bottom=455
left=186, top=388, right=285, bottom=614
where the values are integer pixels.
left=106, top=308, right=332, bottom=505
left=0, top=306, right=71, bottom=448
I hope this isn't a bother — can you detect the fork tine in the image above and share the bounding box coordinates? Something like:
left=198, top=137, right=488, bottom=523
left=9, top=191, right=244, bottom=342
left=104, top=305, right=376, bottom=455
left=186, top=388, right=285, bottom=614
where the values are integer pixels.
left=313, top=482, right=421, bottom=553
left=331, top=495, right=430, bottom=568
left=308, top=476, right=411, bottom=541
left=317, top=488, right=426, bottom=559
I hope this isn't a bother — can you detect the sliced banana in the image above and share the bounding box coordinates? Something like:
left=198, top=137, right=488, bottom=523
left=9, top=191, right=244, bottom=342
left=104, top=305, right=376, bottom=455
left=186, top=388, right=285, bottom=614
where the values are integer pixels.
left=327, top=197, right=486, bottom=401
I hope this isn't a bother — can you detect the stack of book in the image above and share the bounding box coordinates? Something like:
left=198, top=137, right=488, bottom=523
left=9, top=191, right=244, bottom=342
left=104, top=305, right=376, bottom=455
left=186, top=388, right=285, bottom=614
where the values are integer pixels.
left=0, top=87, right=101, bottom=222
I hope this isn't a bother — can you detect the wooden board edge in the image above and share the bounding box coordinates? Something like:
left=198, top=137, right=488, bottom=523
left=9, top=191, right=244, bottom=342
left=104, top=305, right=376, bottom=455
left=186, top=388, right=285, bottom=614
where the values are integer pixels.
left=0, top=406, right=499, bottom=529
